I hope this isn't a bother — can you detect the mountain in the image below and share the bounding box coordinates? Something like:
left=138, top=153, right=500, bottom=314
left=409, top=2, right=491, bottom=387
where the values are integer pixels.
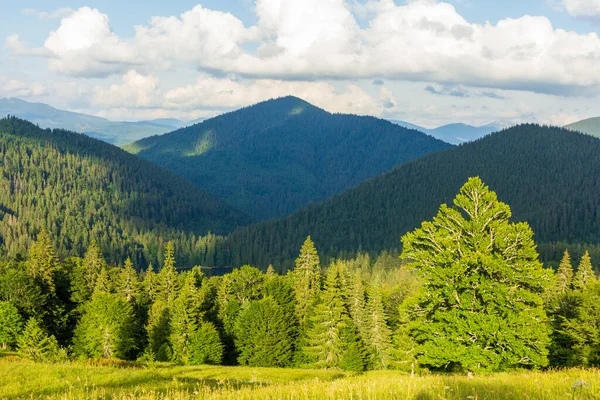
left=0, top=117, right=250, bottom=267
left=389, top=120, right=506, bottom=144
left=0, top=98, right=194, bottom=145
left=564, top=117, right=600, bottom=138
left=218, top=124, right=600, bottom=270
left=125, top=96, right=452, bottom=220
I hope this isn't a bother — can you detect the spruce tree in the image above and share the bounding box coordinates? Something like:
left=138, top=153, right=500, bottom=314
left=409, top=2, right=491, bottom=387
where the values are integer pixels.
left=292, top=236, right=321, bottom=327
left=561, top=282, right=600, bottom=367
left=0, top=301, right=23, bottom=349
left=118, top=258, right=141, bottom=303
left=304, top=266, right=350, bottom=368
left=146, top=299, right=171, bottom=361
left=170, top=274, right=203, bottom=364
left=18, top=318, right=65, bottom=362
left=26, top=229, right=59, bottom=294
left=156, top=242, right=180, bottom=307
left=400, top=177, right=552, bottom=372
left=71, top=242, right=106, bottom=304
left=573, top=251, right=597, bottom=290
left=365, top=282, right=394, bottom=369
left=234, top=297, right=293, bottom=367
left=189, top=322, right=223, bottom=365
left=348, top=273, right=368, bottom=343
left=554, top=250, right=574, bottom=294
left=73, top=293, right=136, bottom=359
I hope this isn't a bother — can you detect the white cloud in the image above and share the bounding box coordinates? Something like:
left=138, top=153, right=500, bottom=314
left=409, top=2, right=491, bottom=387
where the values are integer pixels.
left=563, top=0, right=600, bottom=17
left=7, top=1, right=600, bottom=96
left=0, top=77, right=48, bottom=98
left=21, top=8, right=75, bottom=20
left=92, top=71, right=160, bottom=108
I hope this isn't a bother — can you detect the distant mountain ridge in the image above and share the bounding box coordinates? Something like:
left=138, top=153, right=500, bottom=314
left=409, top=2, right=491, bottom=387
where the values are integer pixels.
left=125, top=96, right=453, bottom=220
left=0, top=98, right=204, bottom=145
left=565, top=117, right=600, bottom=138
left=390, top=120, right=508, bottom=144
left=217, top=124, right=600, bottom=269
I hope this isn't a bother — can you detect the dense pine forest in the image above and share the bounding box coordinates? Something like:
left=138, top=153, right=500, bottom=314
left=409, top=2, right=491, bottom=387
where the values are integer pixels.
left=125, top=96, right=452, bottom=220
left=0, top=117, right=250, bottom=267
left=219, top=124, right=600, bottom=270
left=1, top=178, right=599, bottom=374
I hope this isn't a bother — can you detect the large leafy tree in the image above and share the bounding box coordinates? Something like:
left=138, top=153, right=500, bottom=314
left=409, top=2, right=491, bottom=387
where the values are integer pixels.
left=400, top=177, right=552, bottom=372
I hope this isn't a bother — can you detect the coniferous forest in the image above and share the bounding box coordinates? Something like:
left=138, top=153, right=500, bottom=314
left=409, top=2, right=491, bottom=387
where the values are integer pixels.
left=2, top=177, right=599, bottom=375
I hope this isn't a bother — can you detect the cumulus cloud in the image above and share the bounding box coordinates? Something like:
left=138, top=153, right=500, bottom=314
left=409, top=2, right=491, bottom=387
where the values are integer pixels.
left=0, top=77, right=48, bottom=98
left=8, top=1, right=600, bottom=95
left=92, top=70, right=160, bottom=108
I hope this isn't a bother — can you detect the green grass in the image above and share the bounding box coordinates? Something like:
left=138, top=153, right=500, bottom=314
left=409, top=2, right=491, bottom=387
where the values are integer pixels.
left=1, top=354, right=599, bottom=399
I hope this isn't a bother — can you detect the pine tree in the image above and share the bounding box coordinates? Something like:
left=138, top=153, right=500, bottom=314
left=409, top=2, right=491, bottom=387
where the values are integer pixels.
left=234, top=297, right=293, bottom=367
left=573, top=251, right=597, bottom=290
left=143, top=264, right=158, bottom=302
left=365, top=282, right=394, bottom=369
left=292, top=236, right=321, bottom=327
left=93, top=269, right=113, bottom=295
left=26, top=229, right=59, bottom=293
left=18, top=318, right=65, bottom=362
left=118, top=258, right=141, bottom=303
left=0, top=301, right=23, bottom=349
left=189, top=322, right=223, bottom=365
left=73, top=293, right=136, bottom=359
left=400, top=177, right=552, bottom=372
left=561, top=282, right=600, bottom=367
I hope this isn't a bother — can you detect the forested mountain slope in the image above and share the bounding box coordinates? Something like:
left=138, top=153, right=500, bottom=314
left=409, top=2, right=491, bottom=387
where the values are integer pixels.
left=0, top=117, right=250, bottom=266
left=125, top=96, right=452, bottom=220
left=219, top=124, right=600, bottom=269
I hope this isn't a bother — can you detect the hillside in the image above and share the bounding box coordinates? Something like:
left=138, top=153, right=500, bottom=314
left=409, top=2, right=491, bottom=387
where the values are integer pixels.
left=218, top=124, right=600, bottom=269
left=0, top=117, right=250, bottom=266
left=125, top=96, right=452, bottom=220
left=390, top=120, right=505, bottom=144
left=0, top=98, right=190, bottom=145
left=565, top=117, right=600, bottom=138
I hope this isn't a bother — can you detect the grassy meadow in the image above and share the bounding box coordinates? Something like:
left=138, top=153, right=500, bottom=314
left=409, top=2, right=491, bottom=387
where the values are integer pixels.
left=1, top=352, right=599, bottom=400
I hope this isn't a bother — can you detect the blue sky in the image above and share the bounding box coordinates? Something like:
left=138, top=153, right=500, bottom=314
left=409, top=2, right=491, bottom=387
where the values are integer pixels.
left=2, top=0, right=600, bottom=127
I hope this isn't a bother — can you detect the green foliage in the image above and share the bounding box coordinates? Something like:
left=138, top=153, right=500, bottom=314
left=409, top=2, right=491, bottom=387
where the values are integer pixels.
left=400, top=177, right=552, bottom=372
left=146, top=300, right=171, bottom=361
left=0, top=301, right=23, bottom=349
left=117, top=258, right=141, bottom=303
left=365, top=283, right=394, bottom=369
left=189, top=322, right=223, bottom=365
left=170, top=274, right=204, bottom=364
left=73, top=293, right=136, bottom=359
left=26, top=230, right=60, bottom=294
left=128, top=96, right=451, bottom=220
left=234, top=297, right=293, bottom=367
left=573, top=251, right=596, bottom=290
left=17, top=318, right=65, bottom=363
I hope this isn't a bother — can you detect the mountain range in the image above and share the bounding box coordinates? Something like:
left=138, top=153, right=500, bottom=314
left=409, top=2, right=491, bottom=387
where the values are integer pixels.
left=218, top=124, right=600, bottom=270
left=0, top=98, right=204, bottom=145
left=124, top=96, right=452, bottom=220
left=565, top=117, right=600, bottom=138
left=389, top=120, right=508, bottom=144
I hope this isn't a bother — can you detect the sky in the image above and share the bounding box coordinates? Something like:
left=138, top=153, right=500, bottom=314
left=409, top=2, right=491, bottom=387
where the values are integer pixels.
left=2, top=0, right=600, bottom=127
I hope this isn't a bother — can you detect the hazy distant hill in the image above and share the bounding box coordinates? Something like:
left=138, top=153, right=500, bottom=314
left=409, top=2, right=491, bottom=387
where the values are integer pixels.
left=126, top=96, right=452, bottom=220
left=565, top=117, right=600, bottom=138
left=219, top=124, right=600, bottom=269
left=0, top=117, right=250, bottom=266
left=390, top=120, right=506, bottom=144
left=0, top=98, right=201, bottom=145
